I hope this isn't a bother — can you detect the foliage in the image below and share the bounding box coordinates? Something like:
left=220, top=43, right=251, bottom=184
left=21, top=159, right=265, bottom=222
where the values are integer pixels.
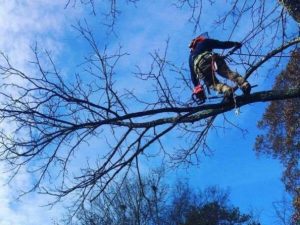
left=279, top=0, right=300, bottom=23
left=168, top=183, right=260, bottom=225
left=183, top=202, right=258, bottom=225
left=255, top=49, right=300, bottom=223
left=63, top=174, right=260, bottom=225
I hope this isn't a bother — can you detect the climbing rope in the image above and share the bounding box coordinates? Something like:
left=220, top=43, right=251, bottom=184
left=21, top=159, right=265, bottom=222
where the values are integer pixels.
left=233, top=93, right=240, bottom=116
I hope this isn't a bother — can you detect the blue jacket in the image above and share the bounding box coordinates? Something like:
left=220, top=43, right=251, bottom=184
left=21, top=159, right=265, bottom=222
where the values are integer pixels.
left=189, top=39, right=237, bottom=86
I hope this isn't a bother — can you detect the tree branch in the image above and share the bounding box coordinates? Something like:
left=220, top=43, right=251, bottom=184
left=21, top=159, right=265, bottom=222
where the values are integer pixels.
left=245, top=37, right=300, bottom=79
left=106, top=88, right=300, bottom=128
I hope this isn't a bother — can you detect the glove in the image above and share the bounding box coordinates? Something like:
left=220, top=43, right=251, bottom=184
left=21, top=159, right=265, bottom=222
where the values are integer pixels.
left=234, top=42, right=242, bottom=49
left=193, top=85, right=206, bottom=102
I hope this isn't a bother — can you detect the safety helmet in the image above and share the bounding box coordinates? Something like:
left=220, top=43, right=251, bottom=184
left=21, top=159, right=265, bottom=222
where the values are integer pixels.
left=189, top=32, right=209, bottom=51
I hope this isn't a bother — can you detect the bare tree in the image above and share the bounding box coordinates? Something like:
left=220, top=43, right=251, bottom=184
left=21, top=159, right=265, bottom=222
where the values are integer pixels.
left=61, top=174, right=259, bottom=225
left=272, top=196, right=294, bottom=225
left=0, top=0, right=299, bottom=212
left=62, top=168, right=167, bottom=225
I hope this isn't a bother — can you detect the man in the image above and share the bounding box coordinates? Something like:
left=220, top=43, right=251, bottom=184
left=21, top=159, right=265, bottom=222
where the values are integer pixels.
left=189, top=34, right=251, bottom=101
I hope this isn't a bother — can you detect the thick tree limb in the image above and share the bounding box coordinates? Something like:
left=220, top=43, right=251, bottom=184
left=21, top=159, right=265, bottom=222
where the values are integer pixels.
left=107, top=88, right=300, bottom=128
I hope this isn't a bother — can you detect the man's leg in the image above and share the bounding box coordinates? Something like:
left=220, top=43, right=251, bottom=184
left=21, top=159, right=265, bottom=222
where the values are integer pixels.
left=195, top=56, right=233, bottom=96
left=211, top=83, right=232, bottom=97
left=203, top=69, right=232, bottom=97
left=216, top=56, right=251, bottom=94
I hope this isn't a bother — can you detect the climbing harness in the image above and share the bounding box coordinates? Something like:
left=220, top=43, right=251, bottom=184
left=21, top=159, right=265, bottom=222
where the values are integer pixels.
left=210, top=53, right=218, bottom=92
left=192, top=52, right=220, bottom=102
left=194, top=51, right=213, bottom=78
left=191, top=44, right=243, bottom=105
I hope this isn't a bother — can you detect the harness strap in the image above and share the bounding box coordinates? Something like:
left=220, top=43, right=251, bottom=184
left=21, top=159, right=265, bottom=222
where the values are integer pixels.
left=194, top=51, right=218, bottom=95
left=193, top=51, right=212, bottom=78
left=211, top=54, right=217, bottom=90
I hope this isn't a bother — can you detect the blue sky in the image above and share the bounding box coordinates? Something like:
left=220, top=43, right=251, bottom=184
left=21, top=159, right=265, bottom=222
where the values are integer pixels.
left=0, top=1, right=297, bottom=224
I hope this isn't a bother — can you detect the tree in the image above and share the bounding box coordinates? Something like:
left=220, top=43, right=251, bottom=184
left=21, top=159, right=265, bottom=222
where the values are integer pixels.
left=61, top=174, right=260, bottom=225
left=279, top=0, right=300, bottom=23
left=184, top=202, right=259, bottom=225
left=255, top=49, right=300, bottom=224
left=0, top=0, right=299, bottom=212
left=168, top=183, right=260, bottom=225
left=63, top=169, right=167, bottom=225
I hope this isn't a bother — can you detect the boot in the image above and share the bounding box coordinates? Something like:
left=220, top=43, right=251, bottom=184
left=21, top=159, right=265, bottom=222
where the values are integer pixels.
left=214, top=83, right=233, bottom=102
left=240, top=82, right=251, bottom=95
left=221, top=84, right=233, bottom=98
left=223, top=88, right=233, bottom=102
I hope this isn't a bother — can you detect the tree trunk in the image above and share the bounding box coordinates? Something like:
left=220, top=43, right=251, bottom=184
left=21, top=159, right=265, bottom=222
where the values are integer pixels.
left=279, top=0, right=300, bottom=23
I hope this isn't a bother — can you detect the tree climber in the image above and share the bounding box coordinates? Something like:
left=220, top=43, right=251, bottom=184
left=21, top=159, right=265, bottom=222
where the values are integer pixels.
left=189, top=33, right=251, bottom=102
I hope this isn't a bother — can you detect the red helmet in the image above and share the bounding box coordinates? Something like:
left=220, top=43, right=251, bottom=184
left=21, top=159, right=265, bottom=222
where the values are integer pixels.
left=189, top=36, right=205, bottom=50
left=189, top=32, right=209, bottom=51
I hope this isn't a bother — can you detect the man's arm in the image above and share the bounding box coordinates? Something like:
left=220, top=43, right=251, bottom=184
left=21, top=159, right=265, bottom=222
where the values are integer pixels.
left=189, top=55, right=200, bottom=86
left=206, top=39, right=241, bottom=49
left=191, top=70, right=199, bottom=86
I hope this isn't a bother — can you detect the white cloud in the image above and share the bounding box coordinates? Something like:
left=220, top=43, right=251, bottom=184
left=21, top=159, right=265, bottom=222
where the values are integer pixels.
left=0, top=1, right=57, bottom=64
left=0, top=1, right=81, bottom=224
left=0, top=164, right=63, bottom=225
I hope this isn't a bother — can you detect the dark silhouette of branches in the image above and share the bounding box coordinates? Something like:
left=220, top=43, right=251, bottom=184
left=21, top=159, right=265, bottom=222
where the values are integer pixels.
left=272, top=196, right=294, bottom=225
left=0, top=20, right=299, bottom=206
left=61, top=172, right=260, bottom=225
left=63, top=168, right=168, bottom=224
left=0, top=0, right=299, bottom=213
left=65, top=0, right=139, bottom=28
left=176, top=0, right=299, bottom=78
left=65, top=0, right=97, bottom=14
